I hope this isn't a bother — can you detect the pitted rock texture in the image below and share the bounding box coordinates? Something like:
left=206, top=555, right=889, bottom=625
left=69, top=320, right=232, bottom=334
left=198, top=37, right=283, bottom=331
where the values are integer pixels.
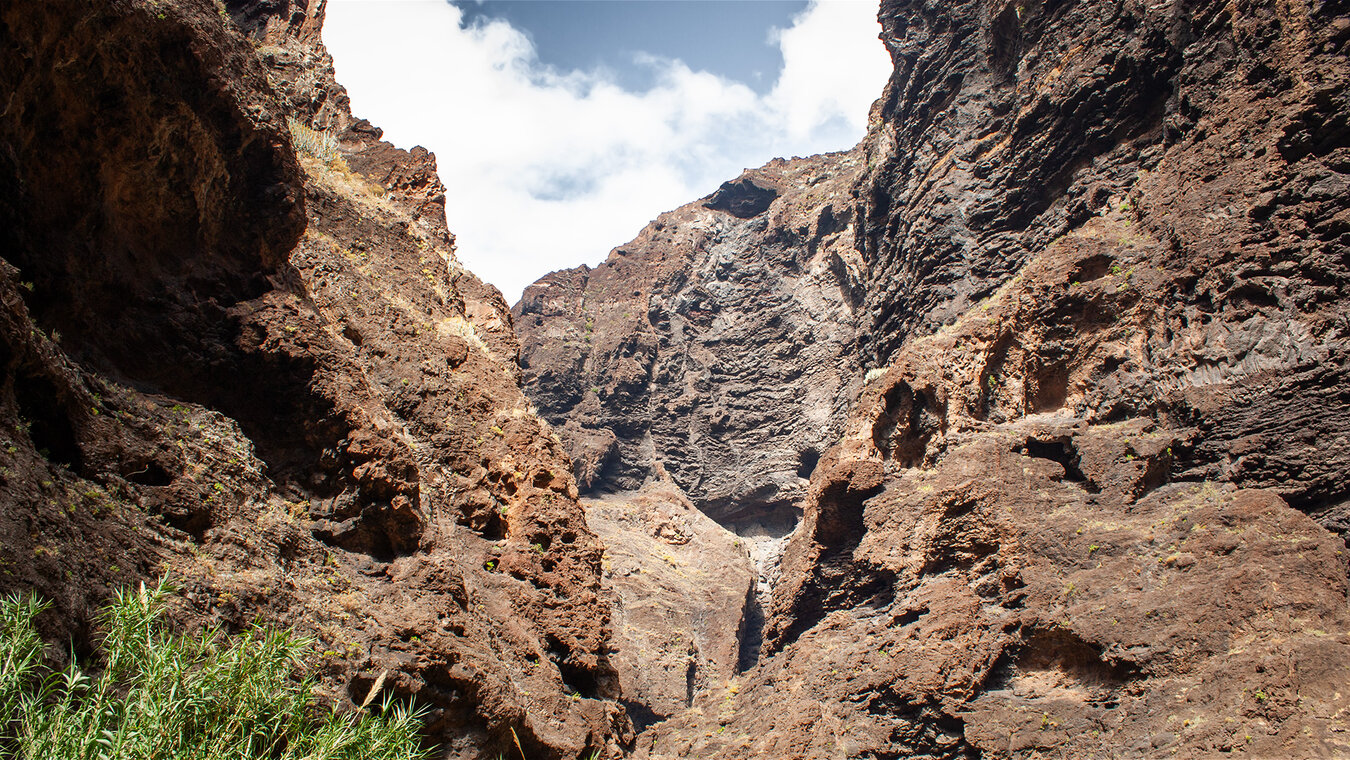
left=583, top=486, right=755, bottom=730
left=641, top=213, right=1350, bottom=760
left=637, top=0, right=1350, bottom=756
left=515, top=153, right=867, bottom=526
left=0, top=1, right=628, bottom=757
left=853, top=0, right=1350, bottom=523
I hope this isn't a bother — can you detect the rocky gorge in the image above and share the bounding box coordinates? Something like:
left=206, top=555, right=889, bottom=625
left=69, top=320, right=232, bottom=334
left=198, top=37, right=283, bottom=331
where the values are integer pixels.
left=2, top=0, right=1349, bottom=758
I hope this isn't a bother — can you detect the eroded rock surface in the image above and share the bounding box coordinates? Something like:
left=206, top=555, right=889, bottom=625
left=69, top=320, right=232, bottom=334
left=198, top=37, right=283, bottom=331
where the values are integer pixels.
left=0, top=1, right=626, bottom=757
left=583, top=486, right=754, bottom=730
left=854, top=0, right=1350, bottom=522
left=635, top=0, right=1350, bottom=757
left=515, top=153, right=867, bottom=526
left=643, top=215, right=1350, bottom=760
left=5, top=0, right=1350, bottom=756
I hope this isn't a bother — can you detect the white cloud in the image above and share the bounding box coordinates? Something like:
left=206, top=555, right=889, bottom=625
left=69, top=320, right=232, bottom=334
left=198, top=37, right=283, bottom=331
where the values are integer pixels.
left=771, top=0, right=890, bottom=140
left=323, top=0, right=890, bottom=305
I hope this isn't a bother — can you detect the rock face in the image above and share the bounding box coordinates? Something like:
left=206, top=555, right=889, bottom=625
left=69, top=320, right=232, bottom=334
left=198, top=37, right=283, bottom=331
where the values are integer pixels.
left=582, top=486, right=755, bottom=730
left=0, top=1, right=627, bottom=757
left=512, top=155, right=867, bottom=730
left=515, top=152, right=867, bottom=527
left=632, top=0, right=1350, bottom=757
left=853, top=0, right=1350, bottom=531
left=645, top=227, right=1350, bottom=758
left=6, top=0, right=1350, bottom=756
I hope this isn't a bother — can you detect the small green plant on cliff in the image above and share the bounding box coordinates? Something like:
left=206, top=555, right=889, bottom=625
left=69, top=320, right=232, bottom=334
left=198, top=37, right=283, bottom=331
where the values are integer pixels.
left=0, top=579, right=431, bottom=759
left=287, top=117, right=341, bottom=163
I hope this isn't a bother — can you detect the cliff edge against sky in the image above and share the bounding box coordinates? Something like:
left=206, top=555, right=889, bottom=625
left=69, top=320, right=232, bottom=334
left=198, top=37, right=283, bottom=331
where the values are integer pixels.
left=2, top=0, right=1349, bottom=758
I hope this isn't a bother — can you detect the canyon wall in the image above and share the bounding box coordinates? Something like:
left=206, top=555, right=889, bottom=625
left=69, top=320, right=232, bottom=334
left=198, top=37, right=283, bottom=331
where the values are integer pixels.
left=630, top=0, right=1350, bottom=757
left=852, top=0, right=1350, bottom=521
left=514, top=152, right=868, bottom=528
left=2, top=0, right=1349, bottom=757
left=0, top=1, right=627, bottom=757
left=518, top=0, right=1350, bottom=757
left=512, top=153, right=882, bottom=728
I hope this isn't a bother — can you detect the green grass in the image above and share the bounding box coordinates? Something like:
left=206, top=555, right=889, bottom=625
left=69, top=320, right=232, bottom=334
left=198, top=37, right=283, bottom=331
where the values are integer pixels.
left=0, top=578, right=430, bottom=760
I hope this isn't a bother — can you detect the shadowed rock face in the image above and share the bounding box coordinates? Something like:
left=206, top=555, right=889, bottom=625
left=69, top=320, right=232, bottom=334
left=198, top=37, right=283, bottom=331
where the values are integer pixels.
left=703, top=178, right=781, bottom=219
left=631, top=0, right=1350, bottom=757
left=0, top=0, right=307, bottom=397
left=4, top=0, right=1349, bottom=756
left=0, top=1, right=628, bottom=757
left=515, top=152, right=867, bottom=527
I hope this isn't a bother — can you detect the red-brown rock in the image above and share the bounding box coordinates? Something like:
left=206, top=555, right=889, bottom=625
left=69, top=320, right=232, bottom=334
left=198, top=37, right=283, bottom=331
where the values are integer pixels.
left=0, top=1, right=628, bottom=757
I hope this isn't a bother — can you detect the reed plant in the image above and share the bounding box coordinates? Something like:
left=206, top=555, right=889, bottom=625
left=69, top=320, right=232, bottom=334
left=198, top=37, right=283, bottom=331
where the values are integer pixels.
left=0, top=578, right=429, bottom=760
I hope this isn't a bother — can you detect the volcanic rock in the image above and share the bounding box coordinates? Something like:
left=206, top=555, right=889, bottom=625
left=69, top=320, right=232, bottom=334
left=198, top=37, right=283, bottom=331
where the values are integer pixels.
left=634, top=0, right=1350, bottom=756
left=5, top=0, right=1350, bottom=756
left=0, top=1, right=627, bottom=757
left=582, top=485, right=755, bottom=730
left=515, top=152, right=867, bottom=527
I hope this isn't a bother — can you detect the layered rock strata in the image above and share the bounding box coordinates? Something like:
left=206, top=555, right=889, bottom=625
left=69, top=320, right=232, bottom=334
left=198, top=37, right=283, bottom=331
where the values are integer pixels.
left=514, top=152, right=868, bottom=527
left=633, top=0, right=1350, bottom=756
left=513, top=155, right=873, bottom=724
left=0, top=1, right=627, bottom=757
left=4, top=0, right=1349, bottom=756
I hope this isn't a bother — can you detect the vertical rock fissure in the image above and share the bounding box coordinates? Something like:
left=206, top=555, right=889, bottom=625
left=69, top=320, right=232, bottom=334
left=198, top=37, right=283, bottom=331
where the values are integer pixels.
left=733, top=569, right=766, bottom=673
left=729, top=513, right=797, bottom=673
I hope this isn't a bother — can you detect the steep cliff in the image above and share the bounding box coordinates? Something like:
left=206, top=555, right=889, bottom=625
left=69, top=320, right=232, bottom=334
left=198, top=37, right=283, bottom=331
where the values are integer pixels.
left=0, top=1, right=627, bottom=757
left=6, top=0, right=1350, bottom=756
left=853, top=0, right=1350, bottom=520
left=633, top=0, right=1350, bottom=757
left=514, top=152, right=867, bottom=529
left=513, top=154, right=874, bottom=728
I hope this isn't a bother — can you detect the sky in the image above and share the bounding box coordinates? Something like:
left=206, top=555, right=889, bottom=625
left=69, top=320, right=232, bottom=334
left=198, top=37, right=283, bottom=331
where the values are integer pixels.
left=323, top=0, right=891, bottom=305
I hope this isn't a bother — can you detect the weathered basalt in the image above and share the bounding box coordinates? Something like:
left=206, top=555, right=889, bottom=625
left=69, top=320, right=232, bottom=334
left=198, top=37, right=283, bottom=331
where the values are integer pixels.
left=515, top=152, right=867, bottom=527
left=0, top=1, right=628, bottom=757
left=634, top=0, right=1350, bottom=756
left=6, top=0, right=1350, bottom=756
left=582, top=485, right=755, bottom=730
left=643, top=215, right=1350, bottom=760
left=854, top=0, right=1350, bottom=530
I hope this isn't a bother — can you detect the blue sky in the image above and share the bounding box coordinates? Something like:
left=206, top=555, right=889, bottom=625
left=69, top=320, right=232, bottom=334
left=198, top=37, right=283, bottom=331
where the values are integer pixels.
left=455, top=1, right=809, bottom=93
left=324, top=0, right=890, bottom=304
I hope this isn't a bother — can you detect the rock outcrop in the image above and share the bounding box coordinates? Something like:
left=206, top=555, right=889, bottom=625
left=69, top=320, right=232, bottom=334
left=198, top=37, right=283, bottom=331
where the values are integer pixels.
left=6, top=0, right=1350, bottom=756
left=0, top=1, right=627, bottom=757
left=631, top=0, right=1350, bottom=757
left=583, top=486, right=755, bottom=730
left=515, top=152, right=867, bottom=527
